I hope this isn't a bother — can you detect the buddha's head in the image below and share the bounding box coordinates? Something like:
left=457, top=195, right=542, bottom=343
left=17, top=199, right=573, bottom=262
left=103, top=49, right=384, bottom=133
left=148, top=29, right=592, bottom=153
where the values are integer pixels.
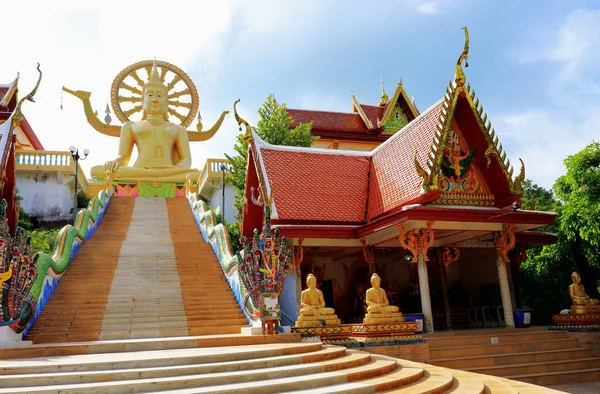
left=142, top=60, right=169, bottom=121
left=572, top=272, right=581, bottom=284
left=306, top=274, right=317, bottom=289
left=371, top=273, right=382, bottom=288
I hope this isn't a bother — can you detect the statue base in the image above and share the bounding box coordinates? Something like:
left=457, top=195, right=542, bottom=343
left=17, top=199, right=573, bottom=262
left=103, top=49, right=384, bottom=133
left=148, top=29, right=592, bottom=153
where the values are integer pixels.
left=571, top=305, right=600, bottom=314
left=553, top=313, right=600, bottom=327
left=295, top=315, right=341, bottom=327
left=89, top=180, right=187, bottom=198
left=291, top=322, right=418, bottom=340
left=363, top=313, right=404, bottom=324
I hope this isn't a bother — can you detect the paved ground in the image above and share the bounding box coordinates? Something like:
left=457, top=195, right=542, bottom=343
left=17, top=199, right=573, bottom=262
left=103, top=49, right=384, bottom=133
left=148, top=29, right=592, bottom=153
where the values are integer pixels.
left=548, top=381, right=600, bottom=393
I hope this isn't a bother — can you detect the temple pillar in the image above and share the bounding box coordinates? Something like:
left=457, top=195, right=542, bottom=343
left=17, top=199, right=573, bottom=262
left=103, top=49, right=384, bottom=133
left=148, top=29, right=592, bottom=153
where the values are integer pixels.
left=439, top=246, right=459, bottom=331
left=439, top=258, right=452, bottom=330
left=398, top=224, right=435, bottom=333
left=494, top=226, right=516, bottom=329
left=417, top=245, right=434, bottom=333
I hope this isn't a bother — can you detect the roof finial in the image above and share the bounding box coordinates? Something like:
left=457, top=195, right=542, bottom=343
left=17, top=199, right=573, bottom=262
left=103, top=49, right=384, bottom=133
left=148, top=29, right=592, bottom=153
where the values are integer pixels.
left=378, top=76, right=389, bottom=106
left=454, top=26, right=469, bottom=87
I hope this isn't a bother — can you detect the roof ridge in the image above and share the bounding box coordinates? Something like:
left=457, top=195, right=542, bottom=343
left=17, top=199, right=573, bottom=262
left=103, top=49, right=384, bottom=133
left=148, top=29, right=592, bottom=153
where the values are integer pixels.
left=369, top=98, right=444, bottom=157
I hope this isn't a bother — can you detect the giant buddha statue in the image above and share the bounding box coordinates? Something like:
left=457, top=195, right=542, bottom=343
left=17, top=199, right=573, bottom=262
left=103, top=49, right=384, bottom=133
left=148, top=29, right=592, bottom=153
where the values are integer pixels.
left=569, top=272, right=600, bottom=314
left=363, top=273, right=404, bottom=324
left=295, top=274, right=340, bottom=327
left=64, top=59, right=229, bottom=184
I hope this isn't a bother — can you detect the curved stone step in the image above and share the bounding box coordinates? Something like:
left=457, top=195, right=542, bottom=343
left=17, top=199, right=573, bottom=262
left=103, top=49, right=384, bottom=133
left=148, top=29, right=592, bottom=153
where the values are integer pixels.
left=0, top=342, right=322, bottom=375
left=443, top=369, right=485, bottom=394
left=382, top=363, right=454, bottom=393
left=0, top=346, right=354, bottom=389
left=0, top=356, right=397, bottom=393
left=282, top=358, right=425, bottom=393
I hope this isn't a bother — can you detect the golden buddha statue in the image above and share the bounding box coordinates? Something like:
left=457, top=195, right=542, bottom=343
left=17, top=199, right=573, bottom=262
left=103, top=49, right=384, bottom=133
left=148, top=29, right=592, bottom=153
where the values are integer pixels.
left=363, top=273, right=403, bottom=324
left=569, top=272, right=600, bottom=314
left=89, top=61, right=199, bottom=183
left=64, top=59, right=229, bottom=184
left=295, top=274, right=340, bottom=327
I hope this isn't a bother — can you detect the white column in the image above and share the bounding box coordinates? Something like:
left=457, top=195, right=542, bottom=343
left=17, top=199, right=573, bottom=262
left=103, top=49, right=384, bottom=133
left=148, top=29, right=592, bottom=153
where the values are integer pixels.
left=417, top=246, right=434, bottom=333
left=496, top=250, right=515, bottom=328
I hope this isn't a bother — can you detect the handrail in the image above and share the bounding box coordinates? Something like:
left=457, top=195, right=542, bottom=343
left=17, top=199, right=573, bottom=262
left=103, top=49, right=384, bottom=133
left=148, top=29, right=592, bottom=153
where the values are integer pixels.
left=187, top=191, right=260, bottom=326
left=15, top=150, right=89, bottom=194
left=196, top=158, right=232, bottom=193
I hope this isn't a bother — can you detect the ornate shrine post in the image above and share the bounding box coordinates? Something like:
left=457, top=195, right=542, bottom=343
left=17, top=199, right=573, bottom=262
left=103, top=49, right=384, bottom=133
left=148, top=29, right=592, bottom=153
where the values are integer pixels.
left=494, top=225, right=516, bottom=328
left=398, top=224, right=435, bottom=333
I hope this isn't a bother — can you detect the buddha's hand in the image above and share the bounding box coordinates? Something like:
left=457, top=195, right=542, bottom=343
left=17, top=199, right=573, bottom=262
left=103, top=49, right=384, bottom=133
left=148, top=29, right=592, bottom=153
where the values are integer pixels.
left=104, top=159, right=120, bottom=174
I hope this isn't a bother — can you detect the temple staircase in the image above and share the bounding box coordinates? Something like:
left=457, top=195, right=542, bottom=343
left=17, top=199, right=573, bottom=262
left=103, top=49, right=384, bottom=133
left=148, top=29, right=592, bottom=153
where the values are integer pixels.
left=0, top=339, right=564, bottom=393
left=25, top=197, right=248, bottom=344
left=5, top=197, right=566, bottom=392
left=428, top=327, right=600, bottom=387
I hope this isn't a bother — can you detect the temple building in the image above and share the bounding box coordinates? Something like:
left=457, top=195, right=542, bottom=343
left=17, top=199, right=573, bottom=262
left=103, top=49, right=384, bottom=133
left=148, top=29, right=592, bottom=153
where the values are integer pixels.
left=2, top=72, right=87, bottom=225
left=240, top=38, right=557, bottom=333
left=288, top=78, right=419, bottom=152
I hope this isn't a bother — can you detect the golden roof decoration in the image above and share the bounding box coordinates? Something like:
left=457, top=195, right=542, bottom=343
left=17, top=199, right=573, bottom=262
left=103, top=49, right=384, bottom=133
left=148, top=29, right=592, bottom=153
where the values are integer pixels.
left=417, top=27, right=525, bottom=196
left=378, top=77, right=389, bottom=106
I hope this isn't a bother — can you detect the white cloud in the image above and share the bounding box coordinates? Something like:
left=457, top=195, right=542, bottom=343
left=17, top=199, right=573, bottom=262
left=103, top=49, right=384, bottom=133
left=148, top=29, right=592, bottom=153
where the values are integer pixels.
left=0, top=0, right=320, bottom=177
left=399, top=0, right=464, bottom=14
left=498, top=9, right=600, bottom=189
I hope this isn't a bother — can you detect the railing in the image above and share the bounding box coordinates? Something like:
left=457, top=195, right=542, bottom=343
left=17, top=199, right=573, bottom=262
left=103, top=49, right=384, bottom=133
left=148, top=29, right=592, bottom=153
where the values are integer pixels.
left=197, top=158, right=232, bottom=194
left=15, top=150, right=88, bottom=194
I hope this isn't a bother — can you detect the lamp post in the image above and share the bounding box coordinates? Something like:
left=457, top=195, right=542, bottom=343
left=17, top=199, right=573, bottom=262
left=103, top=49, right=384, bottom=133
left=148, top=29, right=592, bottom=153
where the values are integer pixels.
left=69, top=146, right=89, bottom=222
left=220, top=163, right=227, bottom=223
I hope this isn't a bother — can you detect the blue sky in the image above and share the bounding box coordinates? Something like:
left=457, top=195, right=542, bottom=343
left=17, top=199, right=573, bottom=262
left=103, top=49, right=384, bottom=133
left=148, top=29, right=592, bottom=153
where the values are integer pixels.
left=2, top=0, right=599, bottom=189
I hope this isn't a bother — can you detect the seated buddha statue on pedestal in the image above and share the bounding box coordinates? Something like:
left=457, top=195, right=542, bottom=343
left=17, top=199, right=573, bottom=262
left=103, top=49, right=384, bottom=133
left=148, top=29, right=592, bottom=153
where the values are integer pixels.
left=295, top=274, right=340, bottom=327
left=90, top=61, right=201, bottom=183
left=570, top=272, right=600, bottom=314
left=363, top=273, right=404, bottom=324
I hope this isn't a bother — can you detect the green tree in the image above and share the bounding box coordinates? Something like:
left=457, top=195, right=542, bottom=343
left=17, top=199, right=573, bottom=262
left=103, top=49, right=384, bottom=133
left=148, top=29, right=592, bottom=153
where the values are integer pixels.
left=521, top=142, right=600, bottom=323
left=553, top=141, right=600, bottom=296
left=225, top=94, right=315, bottom=251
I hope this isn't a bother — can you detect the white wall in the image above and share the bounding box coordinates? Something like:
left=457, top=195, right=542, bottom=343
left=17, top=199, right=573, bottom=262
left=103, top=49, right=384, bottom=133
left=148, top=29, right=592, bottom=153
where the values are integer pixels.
left=206, top=183, right=236, bottom=224
left=17, top=171, right=74, bottom=220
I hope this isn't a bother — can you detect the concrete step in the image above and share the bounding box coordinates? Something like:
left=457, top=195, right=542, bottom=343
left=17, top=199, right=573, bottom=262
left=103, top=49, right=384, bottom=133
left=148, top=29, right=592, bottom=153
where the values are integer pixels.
left=443, top=369, right=486, bottom=394
left=509, top=367, right=600, bottom=386
left=427, top=330, right=568, bottom=349
left=0, top=346, right=345, bottom=388
left=432, top=348, right=594, bottom=369
left=466, top=357, right=600, bottom=377
left=429, top=338, right=580, bottom=359
left=382, top=364, right=454, bottom=393
left=8, top=333, right=302, bottom=359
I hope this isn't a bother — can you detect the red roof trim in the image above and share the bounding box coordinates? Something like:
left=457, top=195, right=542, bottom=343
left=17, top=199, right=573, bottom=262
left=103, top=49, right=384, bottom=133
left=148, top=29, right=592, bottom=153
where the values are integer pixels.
left=19, top=117, right=45, bottom=150
left=274, top=205, right=557, bottom=240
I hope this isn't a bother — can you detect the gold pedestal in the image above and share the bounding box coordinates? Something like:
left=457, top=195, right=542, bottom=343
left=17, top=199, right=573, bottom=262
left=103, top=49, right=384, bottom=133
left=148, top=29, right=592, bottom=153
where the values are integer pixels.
left=571, top=305, right=600, bottom=314
left=363, top=313, right=404, bottom=324
left=295, top=314, right=341, bottom=327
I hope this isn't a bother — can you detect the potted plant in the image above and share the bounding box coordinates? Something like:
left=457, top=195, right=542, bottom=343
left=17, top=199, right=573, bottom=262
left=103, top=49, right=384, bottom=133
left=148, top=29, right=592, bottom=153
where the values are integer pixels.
left=513, top=307, right=532, bottom=328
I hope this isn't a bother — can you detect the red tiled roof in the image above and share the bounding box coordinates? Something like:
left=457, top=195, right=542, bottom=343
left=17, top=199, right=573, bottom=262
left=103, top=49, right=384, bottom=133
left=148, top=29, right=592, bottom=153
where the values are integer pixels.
left=259, top=148, right=370, bottom=222
left=288, top=109, right=367, bottom=133
left=367, top=101, right=443, bottom=220
left=359, top=104, right=386, bottom=127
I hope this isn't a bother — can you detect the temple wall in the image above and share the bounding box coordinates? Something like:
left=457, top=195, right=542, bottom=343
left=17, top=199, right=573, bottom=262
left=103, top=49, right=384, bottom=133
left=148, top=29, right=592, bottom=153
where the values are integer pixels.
left=17, top=171, right=73, bottom=221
